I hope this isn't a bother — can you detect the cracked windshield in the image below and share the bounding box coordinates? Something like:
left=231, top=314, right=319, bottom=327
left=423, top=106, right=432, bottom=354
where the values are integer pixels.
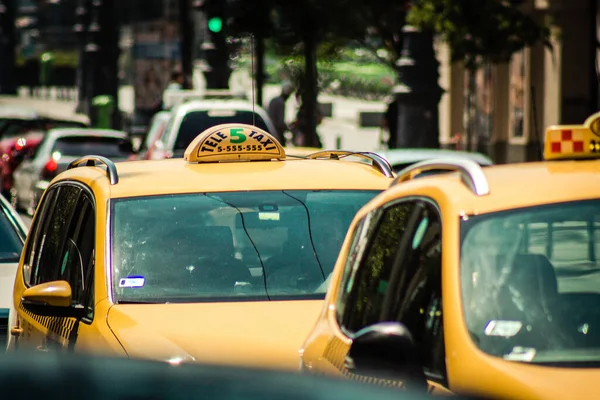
left=3, top=0, right=600, bottom=398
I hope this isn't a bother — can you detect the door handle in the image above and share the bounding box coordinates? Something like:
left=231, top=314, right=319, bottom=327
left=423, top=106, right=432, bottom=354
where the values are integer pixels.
left=10, top=326, right=23, bottom=337
left=36, top=345, right=48, bottom=352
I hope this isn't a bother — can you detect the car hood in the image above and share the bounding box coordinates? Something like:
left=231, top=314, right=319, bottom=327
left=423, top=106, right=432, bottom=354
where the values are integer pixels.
left=107, top=300, right=323, bottom=370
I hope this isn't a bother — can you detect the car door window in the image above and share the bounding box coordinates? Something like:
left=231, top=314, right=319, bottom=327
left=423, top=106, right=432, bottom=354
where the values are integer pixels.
left=58, top=194, right=95, bottom=317
left=340, top=201, right=416, bottom=333
left=385, top=201, right=445, bottom=381
left=23, top=187, right=58, bottom=285
left=31, top=185, right=81, bottom=286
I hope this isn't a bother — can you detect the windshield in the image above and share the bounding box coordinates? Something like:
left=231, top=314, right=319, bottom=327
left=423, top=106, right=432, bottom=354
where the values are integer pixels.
left=461, top=199, right=600, bottom=366
left=111, top=190, right=378, bottom=303
left=174, top=110, right=270, bottom=152
left=0, top=205, right=24, bottom=263
left=52, top=136, right=131, bottom=158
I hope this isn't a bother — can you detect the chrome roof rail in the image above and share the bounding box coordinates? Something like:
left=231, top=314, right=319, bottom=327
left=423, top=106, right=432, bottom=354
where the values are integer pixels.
left=305, top=151, right=394, bottom=178
left=390, top=158, right=490, bottom=196
left=67, top=155, right=119, bottom=185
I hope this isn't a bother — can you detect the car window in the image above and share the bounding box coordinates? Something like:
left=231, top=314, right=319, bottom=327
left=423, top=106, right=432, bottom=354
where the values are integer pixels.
left=31, top=185, right=81, bottom=286
left=173, top=110, right=271, bottom=152
left=111, top=190, right=379, bottom=303
left=0, top=203, right=24, bottom=263
left=57, top=194, right=95, bottom=315
left=461, top=199, right=600, bottom=366
left=340, top=201, right=416, bottom=333
left=52, top=136, right=131, bottom=158
left=386, top=201, right=445, bottom=380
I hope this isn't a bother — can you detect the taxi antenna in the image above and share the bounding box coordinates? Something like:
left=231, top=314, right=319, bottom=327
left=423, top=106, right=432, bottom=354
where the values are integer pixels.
left=250, top=33, right=256, bottom=127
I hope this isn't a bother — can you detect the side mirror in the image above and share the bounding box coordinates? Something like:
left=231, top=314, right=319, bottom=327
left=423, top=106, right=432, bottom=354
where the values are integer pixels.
left=346, top=322, right=428, bottom=392
left=21, top=280, right=85, bottom=318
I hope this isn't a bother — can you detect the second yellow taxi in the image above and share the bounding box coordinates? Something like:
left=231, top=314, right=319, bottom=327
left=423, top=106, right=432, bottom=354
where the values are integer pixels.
left=8, top=123, right=393, bottom=369
left=300, top=112, right=600, bottom=399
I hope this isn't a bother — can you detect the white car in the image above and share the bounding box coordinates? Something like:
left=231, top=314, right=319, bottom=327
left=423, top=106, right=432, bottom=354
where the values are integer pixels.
left=377, top=148, right=493, bottom=173
left=150, top=99, right=277, bottom=160
left=0, top=194, right=27, bottom=349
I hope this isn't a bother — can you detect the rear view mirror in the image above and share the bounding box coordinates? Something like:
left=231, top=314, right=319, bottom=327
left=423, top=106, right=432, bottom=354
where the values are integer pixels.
left=235, top=211, right=283, bottom=229
left=346, top=322, right=427, bottom=392
left=21, top=280, right=84, bottom=318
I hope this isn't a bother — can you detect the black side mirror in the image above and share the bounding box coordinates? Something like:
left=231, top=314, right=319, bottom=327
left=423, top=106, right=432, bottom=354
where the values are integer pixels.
left=346, top=322, right=428, bottom=392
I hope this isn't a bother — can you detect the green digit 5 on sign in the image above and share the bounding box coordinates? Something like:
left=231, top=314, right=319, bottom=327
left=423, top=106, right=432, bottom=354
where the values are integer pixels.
left=230, top=128, right=247, bottom=144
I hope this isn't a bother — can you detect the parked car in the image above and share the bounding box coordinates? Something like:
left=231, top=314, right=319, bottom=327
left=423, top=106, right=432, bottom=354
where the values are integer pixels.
left=149, top=99, right=277, bottom=160
left=0, top=194, right=26, bottom=348
left=0, top=105, right=89, bottom=201
left=377, top=148, right=493, bottom=173
left=12, top=128, right=134, bottom=214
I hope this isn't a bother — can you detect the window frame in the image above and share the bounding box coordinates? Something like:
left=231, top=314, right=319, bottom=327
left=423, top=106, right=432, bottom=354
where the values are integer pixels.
left=22, top=180, right=97, bottom=324
left=339, top=198, right=419, bottom=335
left=338, top=197, right=447, bottom=385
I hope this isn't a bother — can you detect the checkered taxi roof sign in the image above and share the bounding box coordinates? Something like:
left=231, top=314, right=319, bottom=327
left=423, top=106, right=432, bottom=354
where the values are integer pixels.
left=544, top=111, right=600, bottom=161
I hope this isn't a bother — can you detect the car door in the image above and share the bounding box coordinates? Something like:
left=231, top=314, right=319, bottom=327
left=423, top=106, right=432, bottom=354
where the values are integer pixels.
left=12, top=182, right=88, bottom=352
left=313, top=199, right=450, bottom=393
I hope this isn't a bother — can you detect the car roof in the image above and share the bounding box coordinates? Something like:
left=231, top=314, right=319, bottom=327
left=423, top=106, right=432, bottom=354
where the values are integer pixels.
left=57, top=157, right=392, bottom=199
left=385, top=159, right=600, bottom=216
left=173, top=100, right=267, bottom=114
left=378, top=148, right=493, bottom=167
left=47, top=128, right=128, bottom=139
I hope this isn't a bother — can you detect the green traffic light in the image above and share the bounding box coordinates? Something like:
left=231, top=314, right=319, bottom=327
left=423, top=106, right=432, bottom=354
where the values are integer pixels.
left=207, top=17, right=222, bottom=33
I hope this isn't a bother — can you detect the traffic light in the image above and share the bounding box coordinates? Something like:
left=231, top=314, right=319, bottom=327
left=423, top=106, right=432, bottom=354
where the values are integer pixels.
left=207, top=16, right=222, bottom=33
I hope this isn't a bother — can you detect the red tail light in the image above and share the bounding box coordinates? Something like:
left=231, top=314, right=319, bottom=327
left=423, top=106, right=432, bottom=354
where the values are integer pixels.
left=45, top=159, right=58, bottom=172
left=41, top=159, right=58, bottom=181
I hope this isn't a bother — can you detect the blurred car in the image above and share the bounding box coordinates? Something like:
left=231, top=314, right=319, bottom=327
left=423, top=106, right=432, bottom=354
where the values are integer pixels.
left=300, top=112, right=600, bottom=399
left=8, top=123, right=393, bottom=371
left=11, top=128, right=134, bottom=215
left=0, top=105, right=89, bottom=201
left=135, top=110, right=172, bottom=160
left=0, top=194, right=26, bottom=348
left=377, top=148, right=493, bottom=173
left=149, top=99, right=277, bottom=160
left=0, top=352, right=484, bottom=400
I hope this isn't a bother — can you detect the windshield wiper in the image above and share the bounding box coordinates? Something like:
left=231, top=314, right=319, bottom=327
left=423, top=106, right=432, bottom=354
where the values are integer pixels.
left=117, top=300, right=159, bottom=304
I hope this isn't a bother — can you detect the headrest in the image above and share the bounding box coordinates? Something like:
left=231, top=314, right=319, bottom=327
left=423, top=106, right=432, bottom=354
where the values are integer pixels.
left=508, top=253, right=558, bottom=298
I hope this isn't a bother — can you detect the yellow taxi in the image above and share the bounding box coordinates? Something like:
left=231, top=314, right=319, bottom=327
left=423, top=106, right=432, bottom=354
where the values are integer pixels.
left=8, top=124, right=393, bottom=369
left=299, top=112, right=600, bottom=398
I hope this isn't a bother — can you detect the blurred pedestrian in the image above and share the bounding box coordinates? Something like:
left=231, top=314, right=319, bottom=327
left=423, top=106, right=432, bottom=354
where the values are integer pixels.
left=166, top=71, right=184, bottom=91
left=267, top=81, right=294, bottom=145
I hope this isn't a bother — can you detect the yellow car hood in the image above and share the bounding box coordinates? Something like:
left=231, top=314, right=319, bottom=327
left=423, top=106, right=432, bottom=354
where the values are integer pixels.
left=107, top=300, right=323, bottom=370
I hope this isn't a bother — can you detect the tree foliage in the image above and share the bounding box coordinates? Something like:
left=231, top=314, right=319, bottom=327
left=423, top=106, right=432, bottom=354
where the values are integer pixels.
left=407, top=0, right=551, bottom=69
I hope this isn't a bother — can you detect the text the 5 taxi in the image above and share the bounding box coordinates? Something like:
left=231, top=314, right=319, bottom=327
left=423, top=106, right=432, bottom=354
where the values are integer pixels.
left=9, top=123, right=393, bottom=370
left=299, top=112, right=600, bottom=399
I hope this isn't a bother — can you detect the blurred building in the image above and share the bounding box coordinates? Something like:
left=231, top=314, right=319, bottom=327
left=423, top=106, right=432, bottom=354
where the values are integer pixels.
left=437, top=0, right=600, bottom=163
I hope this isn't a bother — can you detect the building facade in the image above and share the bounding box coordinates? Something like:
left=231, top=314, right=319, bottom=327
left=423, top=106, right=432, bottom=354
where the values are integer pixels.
left=437, top=0, right=599, bottom=163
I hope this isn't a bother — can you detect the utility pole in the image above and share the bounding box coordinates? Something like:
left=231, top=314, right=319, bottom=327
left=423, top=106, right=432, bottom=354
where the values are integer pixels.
left=0, top=0, right=17, bottom=95
left=392, top=26, right=444, bottom=149
left=74, top=0, right=119, bottom=127
left=74, top=0, right=91, bottom=114
left=179, top=0, right=193, bottom=89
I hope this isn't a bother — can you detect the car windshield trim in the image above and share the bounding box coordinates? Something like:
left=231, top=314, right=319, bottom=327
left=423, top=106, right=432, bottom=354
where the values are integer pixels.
left=110, top=190, right=380, bottom=303
left=460, top=199, right=600, bottom=367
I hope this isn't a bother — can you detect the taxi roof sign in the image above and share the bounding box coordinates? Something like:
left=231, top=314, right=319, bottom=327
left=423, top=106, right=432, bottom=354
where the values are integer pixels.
left=544, top=111, right=600, bottom=161
left=184, top=123, right=286, bottom=163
